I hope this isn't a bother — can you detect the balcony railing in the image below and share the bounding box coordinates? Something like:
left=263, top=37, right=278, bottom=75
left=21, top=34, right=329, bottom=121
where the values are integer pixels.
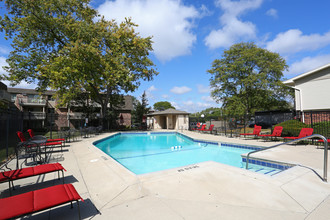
left=68, top=112, right=84, bottom=119
left=19, top=98, right=46, bottom=105
left=0, top=90, right=11, bottom=102
left=23, top=112, right=46, bottom=120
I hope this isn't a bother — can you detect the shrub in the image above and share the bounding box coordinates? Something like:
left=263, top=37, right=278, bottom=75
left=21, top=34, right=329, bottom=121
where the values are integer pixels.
left=312, top=121, right=330, bottom=138
left=274, top=120, right=309, bottom=137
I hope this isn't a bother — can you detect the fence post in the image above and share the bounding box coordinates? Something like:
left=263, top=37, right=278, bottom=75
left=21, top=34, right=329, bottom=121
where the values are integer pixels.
left=244, top=115, right=246, bottom=135
left=50, top=113, right=53, bottom=139
left=68, top=112, right=70, bottom=128
left=310, top=111, right=313, bottom=128
left=270, top=111, right=273, bottom=132
left=6, top=109, right=9, bottom=159
left=224, top=116, right=227, bottom=136
left=20, top=111, right=23, bottom=131
left=310, top=111, right=313, bottom=144
left=28, top=111, right=31, bottom=130
left=230, top=118, right=233, bottom=138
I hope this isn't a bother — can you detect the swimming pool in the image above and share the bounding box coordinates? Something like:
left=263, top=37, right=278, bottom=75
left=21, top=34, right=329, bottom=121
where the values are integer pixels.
left=94, top=132, right=290, bottom=175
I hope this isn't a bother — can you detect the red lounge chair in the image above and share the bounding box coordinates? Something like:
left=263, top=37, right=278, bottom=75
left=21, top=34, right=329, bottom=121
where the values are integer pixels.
left=258, top=126, right=283, bottom=139
left=283, top=128, right=314, bottom=140
left=318, top=139, right=330, bottom=143
left=0, top=184, right=84, bottom=219
left=17, top=131, right=63, bottom=152
left=197, top=124, right=206, bottom=131
left=28, top=129, right=65, bottom=145
left=201, top=124, right=214, bottom=133
left=0, top=163, right=66, bottom=194
left=240, top=125, right=262, bottom=137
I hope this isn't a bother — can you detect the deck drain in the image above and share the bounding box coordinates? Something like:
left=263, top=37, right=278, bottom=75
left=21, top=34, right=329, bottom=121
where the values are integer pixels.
left=177, top=165, right=199, bottom=172
left=101, top=156, right=108, bottom=160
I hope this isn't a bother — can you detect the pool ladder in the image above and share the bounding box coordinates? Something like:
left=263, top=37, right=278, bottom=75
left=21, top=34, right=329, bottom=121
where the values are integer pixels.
left=245, top=134, right=328, bottom=182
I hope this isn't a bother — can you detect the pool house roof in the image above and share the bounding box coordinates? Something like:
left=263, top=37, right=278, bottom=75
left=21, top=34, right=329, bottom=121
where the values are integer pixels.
left=147, top=108, right=190, bottom=116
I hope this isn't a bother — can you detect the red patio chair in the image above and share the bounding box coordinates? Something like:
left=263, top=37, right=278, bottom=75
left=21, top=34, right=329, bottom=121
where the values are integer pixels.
left=0, top=163, right=66, bottom=194
left=197, top=124, right=206, bottom=131
left=17, top=131, right=63, bottom=152
left=28, top=129, right=65, bottom=145
left=283, top=128, right=313, bottom=140
left=240, top=125, right=262, bottom=137
left=0, top=184, right=84, bottom=219
left=318, top=139, right=330, bottom=143
left=201, top=124, right=214, bottom=133
left=258, top=126, right=283, bottom=139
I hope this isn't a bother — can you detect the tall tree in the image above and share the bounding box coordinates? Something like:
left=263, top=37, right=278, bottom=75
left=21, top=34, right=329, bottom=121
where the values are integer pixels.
left=0, top=0, right=158, bottom=128
left=153, top=101, right=175, bottom=111
left=132, top=91, right=150, bottom=124
left=208, top=42, right=292, bottom=116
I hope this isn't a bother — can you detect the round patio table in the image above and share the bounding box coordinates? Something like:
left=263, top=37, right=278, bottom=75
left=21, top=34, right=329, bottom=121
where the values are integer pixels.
left=27, top=137, right=48, bottom=164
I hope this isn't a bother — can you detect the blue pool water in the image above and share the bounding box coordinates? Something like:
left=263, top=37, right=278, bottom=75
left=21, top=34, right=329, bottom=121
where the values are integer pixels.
left=94, top=133, right=286, bottom=175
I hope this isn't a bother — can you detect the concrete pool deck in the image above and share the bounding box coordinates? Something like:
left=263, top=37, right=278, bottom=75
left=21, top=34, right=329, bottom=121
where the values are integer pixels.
left=1, top=130, right=330, bottom=219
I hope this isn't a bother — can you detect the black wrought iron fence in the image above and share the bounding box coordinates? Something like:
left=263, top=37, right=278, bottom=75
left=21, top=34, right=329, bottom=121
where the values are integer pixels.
left=277, top=111, right=330, bottom=138
left=189, top=115, right=254, bottom=137
left=0, top=109, right=23, bottom=160
left=0, top=110, right=94, bottom=161
left=189, top=110, right=330, bottom=139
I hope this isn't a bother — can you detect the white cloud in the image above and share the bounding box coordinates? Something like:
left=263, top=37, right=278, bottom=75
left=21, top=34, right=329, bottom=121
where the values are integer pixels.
left=162, top=94, right=169, bottom=99
left=266, top=29, right=330, bottom=54
left=147, top=85, right=157, bottom=92
left=170, top=86, right=192, bottom=94
left=0, top=56, right=38, bottom=89
left=204, top=0, right=263, bottom=49
left=201, top=96, right=216, bottom=103
left=143, top=85, right=157, bottom=101
left=0, top=56, right=7, bottom=75
left=200, top=4, right=212, bottom=17
left=197, top=84, right=210, bottom=93
left=266, top=8, right=277, bottom=18
left=180, top=100, right=214, bottom=113
left=0, top=46, right=10, bottom=55
left=170, top=101, right=180, bottom=109
left=97, top=0, right=199, bottom=62
left=287, top=54, right=330, bottom=76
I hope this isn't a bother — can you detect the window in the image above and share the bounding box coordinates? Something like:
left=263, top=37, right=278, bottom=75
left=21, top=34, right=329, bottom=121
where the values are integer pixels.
left=11, top=94, right=17, bottom=101
left=27, top=94, right=44, bottom=103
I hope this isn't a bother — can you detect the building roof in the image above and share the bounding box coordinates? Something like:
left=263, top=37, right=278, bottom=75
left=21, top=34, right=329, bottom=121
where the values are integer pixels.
left=283, top=63, right=330, bottom=86
left=116, top=95, right=133, bottom=111
left=0, top=82, right=7, bottom=91
left=7, top=87, right=56, bottom=95
left=147, top=108, right=190, bottom=116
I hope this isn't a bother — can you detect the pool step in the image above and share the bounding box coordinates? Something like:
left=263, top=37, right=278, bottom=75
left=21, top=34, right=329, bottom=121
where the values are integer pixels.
left=248, top=166, right=283, bottom=176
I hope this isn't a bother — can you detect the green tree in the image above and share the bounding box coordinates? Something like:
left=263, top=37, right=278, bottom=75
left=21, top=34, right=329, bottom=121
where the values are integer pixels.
left=208, top=42, right=292, bottom=116
left=191, top=107, right=223, bottom=122
left=153, top=101, right=175, bottom=111
left=0, top=0, right=158, bottom=128
left=132, top=91, right=150, bottom=124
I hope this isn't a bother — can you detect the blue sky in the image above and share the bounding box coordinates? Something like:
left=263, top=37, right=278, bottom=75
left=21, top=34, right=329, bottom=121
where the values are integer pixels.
left=1, top=0, right=330, bottom=113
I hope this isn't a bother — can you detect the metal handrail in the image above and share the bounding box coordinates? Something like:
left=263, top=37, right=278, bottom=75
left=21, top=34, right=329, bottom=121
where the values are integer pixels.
left=245, top=134, right=328, bottom=182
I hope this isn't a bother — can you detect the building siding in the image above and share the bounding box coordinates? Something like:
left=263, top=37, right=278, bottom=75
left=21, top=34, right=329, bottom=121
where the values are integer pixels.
left=293, top=66, right=330, bottom=111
